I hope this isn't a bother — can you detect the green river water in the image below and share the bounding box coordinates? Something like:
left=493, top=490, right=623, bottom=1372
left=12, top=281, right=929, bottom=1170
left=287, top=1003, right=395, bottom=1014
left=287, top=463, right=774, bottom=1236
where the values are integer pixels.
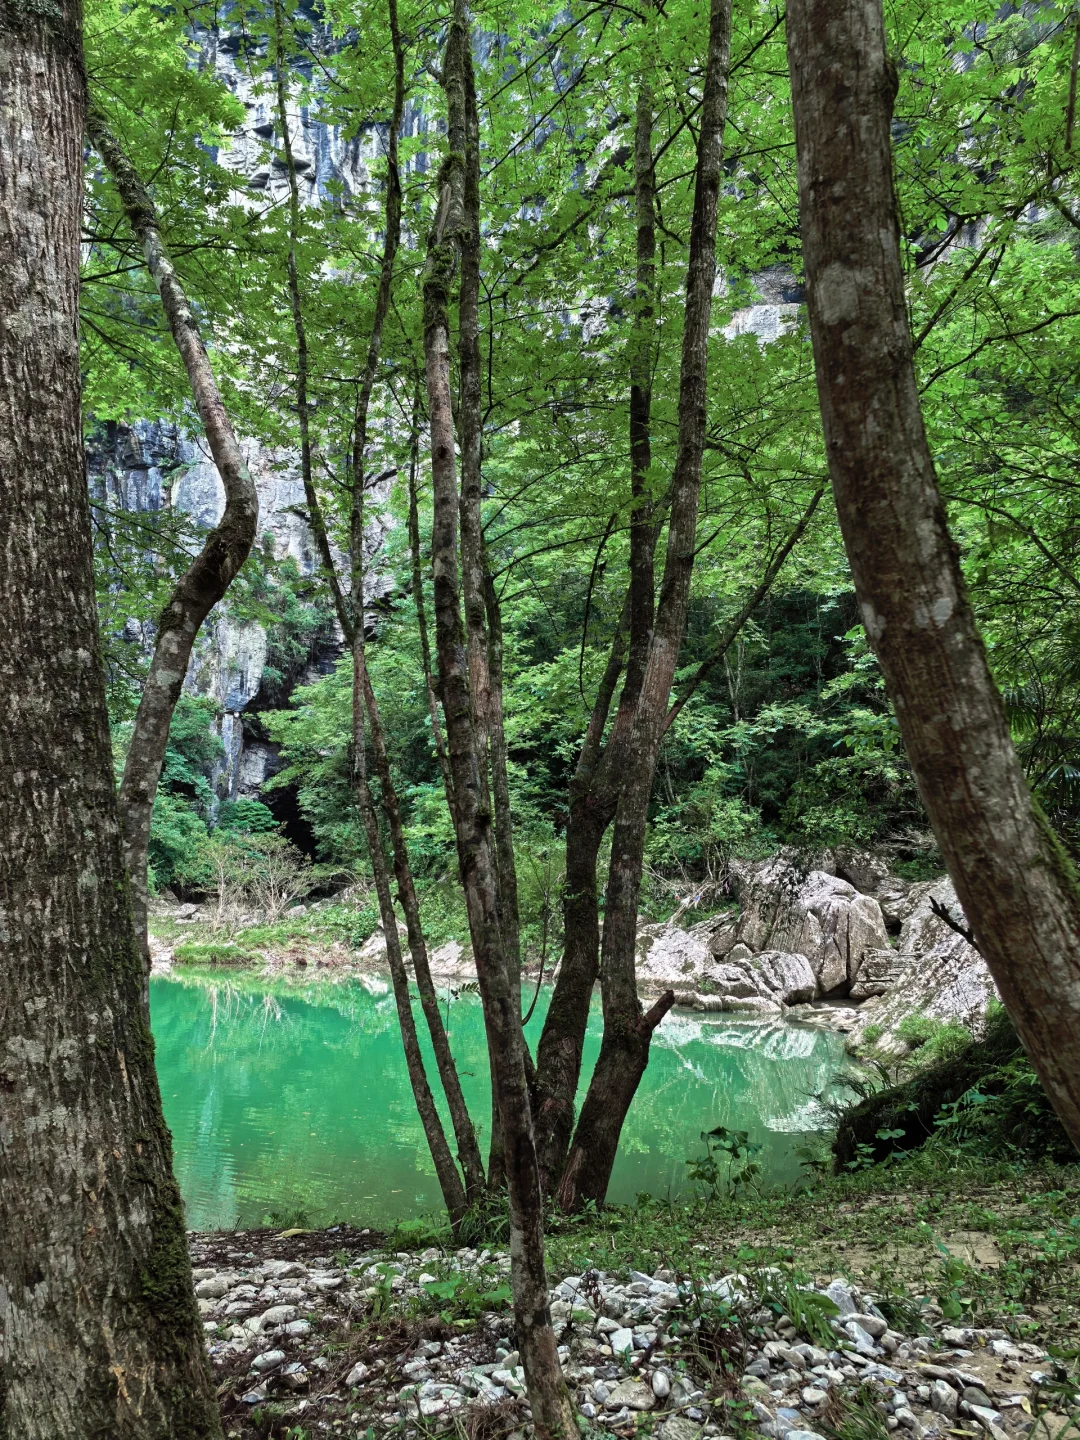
left=151, top=971, right=855, bottom=1230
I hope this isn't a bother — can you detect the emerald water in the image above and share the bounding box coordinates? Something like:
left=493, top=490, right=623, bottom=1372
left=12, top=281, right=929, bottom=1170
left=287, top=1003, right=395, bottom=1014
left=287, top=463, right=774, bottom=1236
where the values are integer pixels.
left=151, top=971, right=854, bottom=1230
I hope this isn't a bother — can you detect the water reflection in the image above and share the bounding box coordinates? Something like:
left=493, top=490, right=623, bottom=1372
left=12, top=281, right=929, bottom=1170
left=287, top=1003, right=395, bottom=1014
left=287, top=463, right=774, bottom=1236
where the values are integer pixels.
left=150, top=972, right=856, bottom=1229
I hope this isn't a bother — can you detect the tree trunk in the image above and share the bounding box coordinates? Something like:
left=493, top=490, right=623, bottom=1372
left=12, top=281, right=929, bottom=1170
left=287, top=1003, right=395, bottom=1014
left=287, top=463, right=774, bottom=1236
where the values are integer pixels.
left=530, top=37, right=664, bottom=1189
left=557, top=0, right=734, bottom=1212
left=0, top=13, right=224, bottom=1433
left=406, top=386, right=455, bottom=809
left=786, top=0, right=1080, bottom=1150
left=277, top=0, right=486, bottom=1210
left=458, top=36, right=523, bottom=998
left=352, top=647, right=470, bottom=1224
left=424, top=7, right=578, bottom=1432
left=87, top=110, right=258, bottom=966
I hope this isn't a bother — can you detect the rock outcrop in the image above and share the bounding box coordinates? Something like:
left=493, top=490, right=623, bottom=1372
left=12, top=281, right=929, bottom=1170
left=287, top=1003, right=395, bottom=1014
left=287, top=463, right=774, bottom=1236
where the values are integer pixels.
left=632, top=858, right=996, bottom=1044
left=846, top=878, right=994, bottom=1053
left=728, top=860, right=892, bottom=996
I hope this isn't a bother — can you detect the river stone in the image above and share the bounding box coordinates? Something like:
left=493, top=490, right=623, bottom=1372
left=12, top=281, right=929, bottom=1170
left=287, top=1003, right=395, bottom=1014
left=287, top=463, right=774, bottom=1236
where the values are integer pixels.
left=255, top=1304, right=298, bottom=1331
left=659, top=1419, right=703, bottom=1440
left=824, top=1281, right=859, bottom=1317
left=652, top=1370, right=671, bottom=1399
left=195, top=1274, right=234, bottom=1299
left=607, top=1379, right=655, bottom=1411
left=931, top=1381, right=959, bottom=1418
left=262, top=1258, right=308, bottom=1279
left=609, top=1327, right=634, bottom=1355
left=849, top=1313, right=887, bottom=1338
left=967, top=1405, right=1004, bottom=1430
left=251, top=1349, right=286, bottom=1373
left=962, top=1387, right=994, bottom=1409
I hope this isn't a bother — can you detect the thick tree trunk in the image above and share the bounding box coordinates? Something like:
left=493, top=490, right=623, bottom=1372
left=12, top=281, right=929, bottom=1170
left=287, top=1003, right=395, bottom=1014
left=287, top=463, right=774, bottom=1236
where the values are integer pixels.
left=0, top=11, right=224, bottom=1433
left=424, top=7, right=578, bottom=1432
left=557, top=0, right=733, bottom=1212
left=87, top=111, right=258, bottom=965
left=786, top=0, right=1080, bottom=1150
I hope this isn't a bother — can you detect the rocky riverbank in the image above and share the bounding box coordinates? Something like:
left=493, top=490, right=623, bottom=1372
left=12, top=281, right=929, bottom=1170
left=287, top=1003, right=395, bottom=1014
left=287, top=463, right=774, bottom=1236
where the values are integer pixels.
left=194, top=1186, right=1078, bottom=1440
left=153, top=850, right=993, bottom=1059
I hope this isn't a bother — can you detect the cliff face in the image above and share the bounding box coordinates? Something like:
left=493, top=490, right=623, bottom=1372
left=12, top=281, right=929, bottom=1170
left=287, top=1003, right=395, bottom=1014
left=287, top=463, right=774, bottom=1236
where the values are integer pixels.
left=88, top=417, right=394, bottom=809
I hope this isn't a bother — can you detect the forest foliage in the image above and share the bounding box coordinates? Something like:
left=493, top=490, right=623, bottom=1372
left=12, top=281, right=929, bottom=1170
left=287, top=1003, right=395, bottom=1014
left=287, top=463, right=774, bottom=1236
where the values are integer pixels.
left=83, top=0, right=1080, bottom=927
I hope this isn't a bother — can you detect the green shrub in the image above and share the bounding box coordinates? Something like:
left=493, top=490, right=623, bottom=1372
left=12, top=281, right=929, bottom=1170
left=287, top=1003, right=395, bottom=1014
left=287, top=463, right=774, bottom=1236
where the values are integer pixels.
left=217, top=797, right=277, bottom=834
left=148, top=791, right=211, bottom=892
left=173, top=941, right=261, bottom=966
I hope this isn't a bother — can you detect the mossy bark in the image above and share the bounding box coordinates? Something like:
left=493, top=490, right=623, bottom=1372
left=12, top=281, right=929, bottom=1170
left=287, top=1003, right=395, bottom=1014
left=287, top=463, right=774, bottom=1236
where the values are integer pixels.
left=0, top=9, right=223, bottom=1431
left=788, top=0, right=1080, bottom=1154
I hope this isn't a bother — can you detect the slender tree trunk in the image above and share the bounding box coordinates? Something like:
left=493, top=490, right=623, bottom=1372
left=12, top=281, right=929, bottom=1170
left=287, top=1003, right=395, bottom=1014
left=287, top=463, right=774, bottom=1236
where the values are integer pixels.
left=0, top=12, right=224, bottom=1433
left=87, top=112, right=258, bottom=967
left=352, top=659, right=469, bottom=1224
left=424, top=7, right=578, bottom=1431
left=557, top=0, right=734, bottom=1212
left=530, top=40, right=663, bottom=1189
left=458, top=35, right=523, bottom=997
left=277, top=0, right=485, bottom=1207
left=406, top=386, right=455, bottom=808
left=787, top=0, right=1080, bottom=1149
left=272, top=0, right=339, bottom=607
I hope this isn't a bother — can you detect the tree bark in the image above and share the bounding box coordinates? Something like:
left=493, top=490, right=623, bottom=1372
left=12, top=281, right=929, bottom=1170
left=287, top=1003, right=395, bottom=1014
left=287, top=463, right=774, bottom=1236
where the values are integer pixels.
left=0, top=9, right=224, bottom=1432
left=786, top=0, right=1080, bottom=1150
left=87, top=110, right=259, bottom=967
left=557, top=0, right=734, bottom=1212
left=458, top=37, right=523, bottom=1000
left=424, top=6, right=578, bottom=1432
left=406, top=385, right=455, bottom=808
left=352, top=658, right=469, bottom=1224
left=531, top=37, right=663, bottom=1189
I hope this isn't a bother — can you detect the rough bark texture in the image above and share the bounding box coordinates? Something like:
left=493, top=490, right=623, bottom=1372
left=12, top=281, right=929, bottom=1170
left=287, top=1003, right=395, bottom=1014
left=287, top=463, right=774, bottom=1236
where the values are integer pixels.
left=87, top=110, right=258, bottom=964
left=424, top=6, right=578, bottom=1431
left=0, top=8, right=224, bottom=1432
left=557, top=0, right=734, bottom=1212
left=786, top=0, right=1080, bottom=1151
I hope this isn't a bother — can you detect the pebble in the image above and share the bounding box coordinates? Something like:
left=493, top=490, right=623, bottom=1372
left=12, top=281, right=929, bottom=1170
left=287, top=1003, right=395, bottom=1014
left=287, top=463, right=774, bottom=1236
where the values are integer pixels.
left=606, top=1378, right=655, bottom=1411
left=931, top=1380, right=960, bottom=1418
left=184, top=1240, right=1056, bottom=1440
left=251, top=1349, right=286, bottom=1373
